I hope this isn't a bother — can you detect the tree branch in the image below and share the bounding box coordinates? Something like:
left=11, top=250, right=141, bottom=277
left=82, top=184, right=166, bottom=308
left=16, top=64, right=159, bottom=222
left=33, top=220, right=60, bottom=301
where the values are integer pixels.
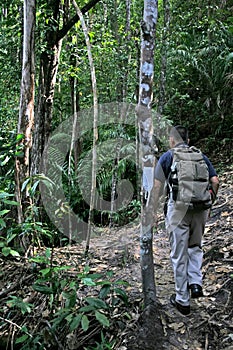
left=56, top=0, right=102, bottom=44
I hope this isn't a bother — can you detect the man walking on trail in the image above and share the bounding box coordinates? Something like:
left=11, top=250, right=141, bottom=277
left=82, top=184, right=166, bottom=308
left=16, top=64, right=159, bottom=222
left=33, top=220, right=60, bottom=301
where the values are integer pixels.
left=154, top=125, right=219, bottom=315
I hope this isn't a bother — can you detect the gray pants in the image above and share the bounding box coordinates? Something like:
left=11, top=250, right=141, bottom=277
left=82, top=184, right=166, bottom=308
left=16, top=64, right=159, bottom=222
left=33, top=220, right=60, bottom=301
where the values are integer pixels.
left=165, top=199, right=208, bottom=306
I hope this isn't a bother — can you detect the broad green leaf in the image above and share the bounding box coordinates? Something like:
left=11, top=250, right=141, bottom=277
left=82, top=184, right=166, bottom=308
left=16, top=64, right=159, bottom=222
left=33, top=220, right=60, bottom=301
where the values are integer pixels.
left=2, top=247, right=11, bottom=256
left=79, top=305, right=96, bottom=313
left=7, top=233, right=18, bottom=243
left=0, top=209, right=10, bottom=216
left=15, top=151, right=24, bottom=157
left=0, top=192, right=14, bottom=199
left=15, top=334, right=29, bottom=344
left=95, top=311, right=110, bottom=327
left=81, top=315, right=89, bottom=332
left=40, top=268, right=52, bottom=277
left=30, top=180, right=40, bottom=196
left=69, top=314, right=82, bottom=331
left=115, top=288, right=128, bottom=304
left=53, top=265, right=72, bottom=272
left=32, top=284, right=53, bottom=294
left=21, top=178, right=31, bottom=192
left=45, top=248, right=51, bottom=258
left=82, top=277, right=96, bottom=286
left=65, top=313, right=73, bottom=323
left=37, top=175, right=55, bottom=190
left=2, top=199, right=19, bottom=206
left=20, top=303, right=32, bottom=315
left=87, top=273, right=103, bottom=280
left=86, top=297, right=107, bottom=309
left=0, top=218, right=6, bottom=228
left=29, top=256, right=47, bottom=264
left=96, top=280, right=111, bottom=286
left=115, top=280, right=129, bottom=286
left=16, top=134, right=24, bottom=141
left=99, top=285, right=111, bottom=299
left=0, top=155, right=11, bottom=166
left=9, top=249, right=20, bottom=257
left=62, top=290, right=76, bottom=308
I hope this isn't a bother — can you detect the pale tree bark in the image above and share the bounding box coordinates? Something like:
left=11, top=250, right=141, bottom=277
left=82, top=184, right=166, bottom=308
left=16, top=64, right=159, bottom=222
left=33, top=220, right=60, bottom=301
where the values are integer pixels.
left=72, top=0, right=98, bottom=255
left=136, top=0, right=158, bottom=308
left=15, top=0, right=35, bottom=227
left=69, top=52, right=81, bottom=171
left=67, top=74, right=78, bottom=244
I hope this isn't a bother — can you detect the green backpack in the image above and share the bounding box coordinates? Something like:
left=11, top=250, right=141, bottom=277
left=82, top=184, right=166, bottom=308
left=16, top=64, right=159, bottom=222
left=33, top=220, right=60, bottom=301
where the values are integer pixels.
left=169, top=146, right=212, bottom=210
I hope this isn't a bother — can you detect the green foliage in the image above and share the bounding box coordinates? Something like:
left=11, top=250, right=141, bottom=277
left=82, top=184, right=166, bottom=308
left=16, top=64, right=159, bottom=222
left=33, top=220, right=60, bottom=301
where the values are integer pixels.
left=17, top=174, right=57, bottom=245
left=0, top=232, right=20, bottom=257
left=163, top=0, right=233, bottom=144
left=0, top=191, right=18, bottom=229
left=55, top=122, right=140, bottom=228
left=6, top=295, right=33, bottom=315
left=85, top=331, right=116, bottom=350
left=0, top=131, right=23, bottom=187
left=4, top=250, right=130, bottom=348
left=0, top=1, right=21, bottom=128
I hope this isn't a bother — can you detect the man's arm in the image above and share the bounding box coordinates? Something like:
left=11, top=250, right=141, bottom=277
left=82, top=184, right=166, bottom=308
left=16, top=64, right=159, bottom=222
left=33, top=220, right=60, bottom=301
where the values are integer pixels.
left=154, top=179, right=163, bottom=225
left=210, top=175, right=219, bottom=202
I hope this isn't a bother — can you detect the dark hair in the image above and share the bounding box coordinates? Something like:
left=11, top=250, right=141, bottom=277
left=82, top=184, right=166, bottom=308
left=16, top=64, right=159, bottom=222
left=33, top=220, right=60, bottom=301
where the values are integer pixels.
left=170, top=125, right=189, bottom=143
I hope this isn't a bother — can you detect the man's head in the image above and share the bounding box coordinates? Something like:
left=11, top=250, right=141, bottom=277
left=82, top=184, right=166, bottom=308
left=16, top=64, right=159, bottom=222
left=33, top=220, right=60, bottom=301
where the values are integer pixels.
left=169, top=125, right=189, bottom=148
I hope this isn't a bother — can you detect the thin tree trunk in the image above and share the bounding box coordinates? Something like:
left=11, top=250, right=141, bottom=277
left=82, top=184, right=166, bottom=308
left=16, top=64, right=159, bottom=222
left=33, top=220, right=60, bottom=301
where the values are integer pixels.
left=69, top=52, right=81, bottom=172
left=67, top=75, right=78, bottom=244
left=136, top=0, right=158, bottom=308
left=15, top=0, right=35, bottom=229
left=72, top=1, right=98, bottom=256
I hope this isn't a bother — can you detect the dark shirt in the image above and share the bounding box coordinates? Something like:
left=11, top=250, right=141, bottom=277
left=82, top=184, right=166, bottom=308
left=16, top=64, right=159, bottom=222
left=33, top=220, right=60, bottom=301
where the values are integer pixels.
left=154, top=143, right=217, bottom=183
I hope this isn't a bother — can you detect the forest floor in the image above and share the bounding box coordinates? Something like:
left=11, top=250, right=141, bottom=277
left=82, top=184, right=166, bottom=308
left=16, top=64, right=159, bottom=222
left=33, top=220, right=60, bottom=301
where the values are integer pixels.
left=0, top=168, right=232, bottom=350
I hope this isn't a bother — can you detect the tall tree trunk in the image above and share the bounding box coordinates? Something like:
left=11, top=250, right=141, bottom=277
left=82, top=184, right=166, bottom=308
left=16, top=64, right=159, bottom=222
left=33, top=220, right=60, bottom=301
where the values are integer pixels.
left=69, top=52, right=81, bottom=171
left=31, top=42, right=62, bottom=177
left=136, top=0, right=158, bottom=308
left=72, top=1, right=98, bottom=255
left=15, top=0, right=35, bottom=228
left=30, top=0, right=62, bottom=176
left=30, top=0, right=102, bottom=177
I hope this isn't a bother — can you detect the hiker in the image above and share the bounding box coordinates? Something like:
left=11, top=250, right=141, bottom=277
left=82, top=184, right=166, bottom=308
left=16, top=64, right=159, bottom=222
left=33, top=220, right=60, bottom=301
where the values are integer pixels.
left=153, top=125, right=219, bottom=315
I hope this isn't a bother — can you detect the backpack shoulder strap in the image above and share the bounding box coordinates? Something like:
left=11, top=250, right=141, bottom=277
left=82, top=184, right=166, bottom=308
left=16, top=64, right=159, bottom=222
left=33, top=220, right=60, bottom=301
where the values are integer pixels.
left=189, top=146, right=202, bottom=153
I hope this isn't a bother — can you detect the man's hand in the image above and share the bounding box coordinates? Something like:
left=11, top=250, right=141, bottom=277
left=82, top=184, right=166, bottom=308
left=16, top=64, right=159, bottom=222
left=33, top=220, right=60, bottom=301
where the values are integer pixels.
left=209, top=189, right=216, bottom=203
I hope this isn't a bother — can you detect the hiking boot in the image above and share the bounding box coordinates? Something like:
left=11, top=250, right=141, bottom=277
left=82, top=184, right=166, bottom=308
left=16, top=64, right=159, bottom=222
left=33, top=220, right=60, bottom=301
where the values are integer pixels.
left=170, top=294, right=190, bottom=315
left=189, top=284, right=203, bottom=298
